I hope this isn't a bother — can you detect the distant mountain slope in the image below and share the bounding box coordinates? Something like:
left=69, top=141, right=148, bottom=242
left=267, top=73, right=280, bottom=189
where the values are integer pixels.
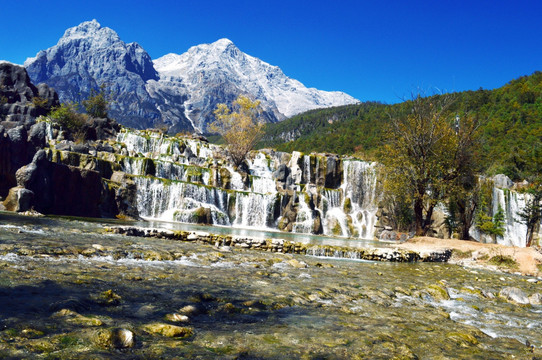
left=153, top=38, right=359, bottom=131
left=24, top=20, right=358, bottom=133
left=261, top=71, right=542, bottom=180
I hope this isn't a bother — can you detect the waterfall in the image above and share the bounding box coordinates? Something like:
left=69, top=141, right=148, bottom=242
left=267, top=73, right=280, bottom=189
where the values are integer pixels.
left=234, top=192, right=278, bottom=229
left=227, top=166, right=246, bottom=191
left=337, top=160, right=380, bottom=239
left=112, top=130, right=384, bottom=239
left=321, top=189, right=346, bottom=236
left=292, top=192, right=315, bottom=234
left=303, top=155, right=311, bottom=184
left=135, top=177, right=230, bottom=225
left=492, top=188, right=528, bottom=247
left=248, top=153, right=276, bottom=194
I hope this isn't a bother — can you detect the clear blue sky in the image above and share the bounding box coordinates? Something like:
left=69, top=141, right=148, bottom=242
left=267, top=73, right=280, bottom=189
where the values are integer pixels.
left=1, top=0, right=541, bottom=103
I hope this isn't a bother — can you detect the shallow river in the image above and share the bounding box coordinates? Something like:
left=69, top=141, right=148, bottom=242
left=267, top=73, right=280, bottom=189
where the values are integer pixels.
left=0, top=212, right=541, bottom=359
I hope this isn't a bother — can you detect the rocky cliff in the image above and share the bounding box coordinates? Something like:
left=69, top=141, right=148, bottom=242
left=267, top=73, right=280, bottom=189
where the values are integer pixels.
left=0, top=62, right=59, bottom=195
left=0, top=62, right=138, bottom=218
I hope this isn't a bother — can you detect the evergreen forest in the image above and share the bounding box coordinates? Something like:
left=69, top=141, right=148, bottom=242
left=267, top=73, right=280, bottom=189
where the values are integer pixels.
left=259, top=71, right=542, bottom=182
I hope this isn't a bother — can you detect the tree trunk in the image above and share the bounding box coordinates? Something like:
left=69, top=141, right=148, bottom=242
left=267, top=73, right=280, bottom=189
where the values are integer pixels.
left=525, top=219, right=539, bottom=247
left=414, top=199, right=425, bottom=236
left=526, top=226, right=533, bottom=247
left=423, top=204, right=435, bottom=236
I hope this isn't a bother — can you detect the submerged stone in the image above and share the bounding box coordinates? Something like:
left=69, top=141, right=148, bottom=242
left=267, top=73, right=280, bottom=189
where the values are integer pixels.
left=142, top=323, right=193, bottom=338
left=165, top=313, right=190, bottom=323
left=94, top=328, right=135, bottom=349
left=424, top=284, right=450, bottom=301
left=52, top=309, right=103, bottom=327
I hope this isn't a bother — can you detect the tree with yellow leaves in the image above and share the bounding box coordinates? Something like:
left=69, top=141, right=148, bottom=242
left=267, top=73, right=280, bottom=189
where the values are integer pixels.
left=210, top=95, right=264, bottom=167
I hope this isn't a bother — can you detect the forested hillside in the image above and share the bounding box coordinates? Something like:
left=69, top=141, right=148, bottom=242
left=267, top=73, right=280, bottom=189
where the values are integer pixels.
left=260, top=71, right=542, bottom=181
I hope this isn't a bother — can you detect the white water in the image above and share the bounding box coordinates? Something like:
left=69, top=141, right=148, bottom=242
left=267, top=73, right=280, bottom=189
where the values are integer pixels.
left=471, top=182, right=537, bottom=248
left=492, top=187, right=528, bottom=247
left=114, top=131, right=384, bottom=239
left=110, top=130, right=537, bottom=246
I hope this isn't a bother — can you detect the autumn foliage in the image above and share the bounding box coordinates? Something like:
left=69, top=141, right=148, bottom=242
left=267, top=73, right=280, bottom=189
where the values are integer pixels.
left=211, top=95, right=264, bottom=167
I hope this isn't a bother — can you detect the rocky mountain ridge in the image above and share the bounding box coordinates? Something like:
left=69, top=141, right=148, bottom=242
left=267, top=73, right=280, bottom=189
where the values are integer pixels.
left=153, top=38, right=359, bottom=131
left=24, top=20, right=359, bottom=133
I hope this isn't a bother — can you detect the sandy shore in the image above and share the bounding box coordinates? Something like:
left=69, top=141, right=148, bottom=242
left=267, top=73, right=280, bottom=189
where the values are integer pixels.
left=396, top=237, right=542, bottom=277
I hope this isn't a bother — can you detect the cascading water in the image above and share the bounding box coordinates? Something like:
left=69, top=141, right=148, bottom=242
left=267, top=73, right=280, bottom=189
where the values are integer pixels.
left=135, top=177, right=230, bottom=225
left=292, top=192, right=315, bottom=234
left=321, top=189, right=347, bottom=236
left=126, top=131, right=542, bottom=245
left=492, top=187, right=528, bottom=247
left=113, top=130, right=385, bottom=239
left=233, top=192, right=279, bottom=229
left=302, top=155, right=311, bottom=184
left=340, top=160, right=380, bottom=239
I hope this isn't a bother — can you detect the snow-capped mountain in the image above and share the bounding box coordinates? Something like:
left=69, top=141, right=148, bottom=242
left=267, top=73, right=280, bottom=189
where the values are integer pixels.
left=24, top=20, right=359, bottom=133
left=153, top=38, right=359, bottom=132
left=24, top=20, right=192, bottom=130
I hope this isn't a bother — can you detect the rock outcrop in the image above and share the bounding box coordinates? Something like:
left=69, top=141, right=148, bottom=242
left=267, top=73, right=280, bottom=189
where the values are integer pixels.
left=0, top=63, right=59, bottom=196
left=0, top=62, right=138, bottom=219
left=12, top=150, right=103, bottom=217
left=0, top=62, right=58, bottom=124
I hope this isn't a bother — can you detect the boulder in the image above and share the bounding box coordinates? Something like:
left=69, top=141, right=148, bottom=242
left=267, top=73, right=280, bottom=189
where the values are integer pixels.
left=192, top=207, right=213, bottom=225
left=94, top=328, right=135, bottom=349
left=499, top=287, right=530, bottom=304
left=2, top=186, right=34, bottom=212
left=492, top=174, right=514, bottom=189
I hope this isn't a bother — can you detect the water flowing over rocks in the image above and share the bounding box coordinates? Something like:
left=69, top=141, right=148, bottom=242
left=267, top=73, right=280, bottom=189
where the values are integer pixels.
left=499, top=287, right=530, bottom=304
left=0, top=213, right=541, bottom=359
left=2, top=113, right=540, bottom=246
left=108, top=225, right=451, bottom=263
left=470, top=174, right=542, bottom=247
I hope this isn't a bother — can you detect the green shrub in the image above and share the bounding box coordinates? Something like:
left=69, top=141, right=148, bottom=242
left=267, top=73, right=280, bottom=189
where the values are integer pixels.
left=452, top=249, right=473, bottom=259
left=48, top=103, right=88, bottom=141
left=82, top=84, right=112, bottom=118
left=488, top=255, right=518, bottom=269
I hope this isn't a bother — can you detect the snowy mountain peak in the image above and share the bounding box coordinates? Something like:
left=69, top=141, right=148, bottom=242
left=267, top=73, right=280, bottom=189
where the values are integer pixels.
left=153, top=37, right=359, bottom=127
left=59, top=19, right=120, bottom=45
left=212, top=38, right=235, bottom=49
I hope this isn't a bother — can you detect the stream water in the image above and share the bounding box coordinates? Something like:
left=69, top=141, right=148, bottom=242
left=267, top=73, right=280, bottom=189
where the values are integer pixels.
left=0, top=212, right=541, bottom=359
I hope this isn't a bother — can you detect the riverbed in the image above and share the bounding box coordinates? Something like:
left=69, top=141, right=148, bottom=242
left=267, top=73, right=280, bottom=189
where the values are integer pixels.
left=0, top=212, right=541, bottom=359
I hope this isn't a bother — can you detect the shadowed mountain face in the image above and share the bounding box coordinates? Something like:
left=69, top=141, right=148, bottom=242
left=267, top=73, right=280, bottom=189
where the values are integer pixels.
left=25, top=20, right=359, bottom=133
left=24, top=20, right=175, bottom=130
